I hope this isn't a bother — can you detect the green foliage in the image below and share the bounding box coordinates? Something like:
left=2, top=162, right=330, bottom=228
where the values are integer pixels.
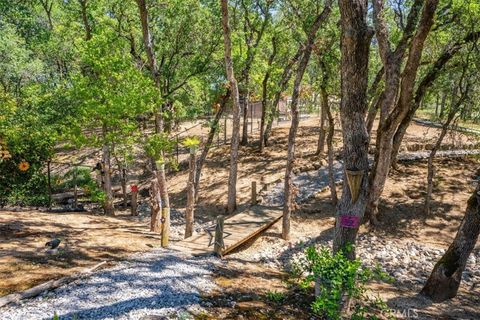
left=53, top=166, right=105, bottom=204
left=294, top=245, right=392, bottom=320
left=182, top=136, right=201, bottom=148
left=144, top=133, right=175, bottom=162
left=265, top=290, right=285, bottom=303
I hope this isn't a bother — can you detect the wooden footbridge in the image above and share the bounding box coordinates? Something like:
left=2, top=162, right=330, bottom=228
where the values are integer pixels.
left=171, top=205, right=283, bottom=256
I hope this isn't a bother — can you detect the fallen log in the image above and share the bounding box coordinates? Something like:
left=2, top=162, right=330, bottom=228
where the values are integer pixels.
left=0, top=261, right=107, bottom=308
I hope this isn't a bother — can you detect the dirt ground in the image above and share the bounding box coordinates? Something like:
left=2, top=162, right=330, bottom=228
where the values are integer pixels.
left=201, top=157, right=480, bottom=319
left=0, top=210, right=161, bottom=296
left=168, top=116, right=478, bottom=220
left=1, top=115, right=479, bottom=317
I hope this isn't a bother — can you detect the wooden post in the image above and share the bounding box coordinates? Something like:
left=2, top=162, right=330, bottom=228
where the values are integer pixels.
left=214, top=215, right=225, bottom=257
left=156, top=163, right=170, bottom=247
left=161, top=207, right=170, bottom=247
left=47, top=160, right=52, bottom=210
left=131, top=185, right=138, bottom=216
left=251, top=181, right=257, bottom=205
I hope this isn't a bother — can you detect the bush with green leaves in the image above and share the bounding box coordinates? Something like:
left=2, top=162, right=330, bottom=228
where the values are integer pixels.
left=54, top=166, right=105, bottom=204
left=293, top=245, right=393, bottom=320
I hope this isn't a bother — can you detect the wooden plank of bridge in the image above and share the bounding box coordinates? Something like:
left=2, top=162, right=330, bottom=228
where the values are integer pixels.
left=170, top=205, right=283, bottom=256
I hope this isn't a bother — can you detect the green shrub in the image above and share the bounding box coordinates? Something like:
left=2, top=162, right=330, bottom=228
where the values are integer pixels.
left=294, top=245, right=393, bottom=320
left=266, top=290, right=285, bottom=303
left=53, top=166, right=105, bottom=204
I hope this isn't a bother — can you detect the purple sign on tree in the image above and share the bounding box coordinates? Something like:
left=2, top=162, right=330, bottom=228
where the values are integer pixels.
left=340, top=215, right=360, bottom=229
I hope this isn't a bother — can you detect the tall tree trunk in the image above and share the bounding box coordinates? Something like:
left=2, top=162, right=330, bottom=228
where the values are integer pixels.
left=238, top=0, right=271, bottom=147
left=185, top=148, right=197, bottom=238
left=425, top=76, right=469, bottom=214
left=78, top=0, right=92, bottom=41
left=366, top=0, right=438, bottom=223
left=326, top=97, right=337, bottom=206
left=439, top=92, right=447, bottom=119
left=316, top=85, right=328, bottom=155
left=119, top=162, right=128, bottom=209
left=220, top=0, right=242, bottom=214
left=259, top=36, right=277, bottom=153
left=282, top=1, right=333, bottom=240
left=263, top=47, right=303, bottom=147
left=366, top=92, right=384, bottom=137
left=390, top=31, right=480, bottom=166
left=241, top=92, right=249, bottom=146
left=102, top=127, right=114, bottom=216
left=137, top=0, right=171, bottom=239
left=333, top=0, right=371, bottom=259
left=421, top=182, right=480, bottom=302
left=150, top=176, right=162, bottom=232
left=136, top=0, right=164, bottom=134
left=424, top=115, right=454, bottom=215
left=195, top=90, right=230, bottom=198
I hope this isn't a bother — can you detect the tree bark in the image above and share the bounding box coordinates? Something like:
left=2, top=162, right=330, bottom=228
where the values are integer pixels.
left=282, top=0, right=333, bottom=240
left=220, top=0, right=242, bottom=214
left=121, top=164, right=128, bottom=208
left=239, top=0, right=271, bottom=147
left=241, top=93, right=249, bottom=146
left=185, top=149, right=197, bottom=238
left=263, top=46, right=303, bottom=147
left=326, top=95, right=337, bottom=206
left=425, top=74, right=469, bottom=214
left=259, top=36, right=277, bottom=152
left=102, top=147, right=114, bottom=216
left=333, top=0, right=371, bottom=260
left=39, top=0, right=54, bottom=30
left=421, top=182, right=480, bottom=302
left=102, top=126, right=114, bottom=216
left=150, top=176, right=162, bottom=232
left=78, top=0, right=92, bottom=41
left=195, top=90, right=230, bottom=198
left=316, top=77, right=328, bottom=155
left=136, top=0, right=164, bottom=133
left=366, top=0, right=438, bottom=223
left=390, top=31, right=479, bottom=168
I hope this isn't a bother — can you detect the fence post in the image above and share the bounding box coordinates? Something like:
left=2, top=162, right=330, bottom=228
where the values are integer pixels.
left=131, top=184, right=138, bottom=216
left=251, top=181, right=257, bottom=205
left=214, top=215, right=225, bottom=257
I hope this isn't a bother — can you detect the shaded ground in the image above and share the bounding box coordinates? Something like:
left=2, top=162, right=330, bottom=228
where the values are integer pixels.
left=0, top=210, right=161, bottom=296
left=202, top=157, right=480, bottom=319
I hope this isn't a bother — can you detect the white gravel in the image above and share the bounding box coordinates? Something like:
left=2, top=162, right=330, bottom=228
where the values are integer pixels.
left=0, top=249, right=218, bottom=320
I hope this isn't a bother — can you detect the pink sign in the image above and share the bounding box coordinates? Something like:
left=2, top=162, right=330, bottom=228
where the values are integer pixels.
left=340, top=215, right=360, bottom=229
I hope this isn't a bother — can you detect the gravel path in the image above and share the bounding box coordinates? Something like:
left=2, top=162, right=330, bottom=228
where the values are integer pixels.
left=0, top=249, right=218, bottom=320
